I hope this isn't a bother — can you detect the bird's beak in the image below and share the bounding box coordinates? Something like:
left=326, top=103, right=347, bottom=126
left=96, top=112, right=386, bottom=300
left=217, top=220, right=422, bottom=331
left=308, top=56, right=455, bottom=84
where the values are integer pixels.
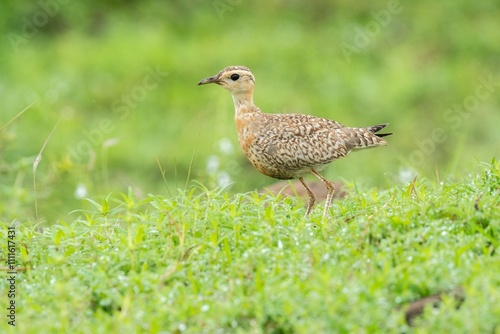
left=197, top=75, right=220, bottom=85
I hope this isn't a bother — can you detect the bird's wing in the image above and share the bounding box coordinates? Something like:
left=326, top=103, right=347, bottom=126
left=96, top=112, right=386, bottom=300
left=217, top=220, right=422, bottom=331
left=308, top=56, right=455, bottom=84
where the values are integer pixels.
left=256, top=114, right=350, bottom=170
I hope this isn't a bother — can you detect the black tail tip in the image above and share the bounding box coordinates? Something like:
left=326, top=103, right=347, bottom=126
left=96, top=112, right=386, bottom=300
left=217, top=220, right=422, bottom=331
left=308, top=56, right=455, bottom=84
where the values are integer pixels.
left=371, top=123, right=393, bottom=138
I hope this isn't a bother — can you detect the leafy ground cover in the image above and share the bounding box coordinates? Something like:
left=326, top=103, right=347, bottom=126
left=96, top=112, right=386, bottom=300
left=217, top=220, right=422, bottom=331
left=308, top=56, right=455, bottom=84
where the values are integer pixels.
left=1, top=3, right=499, bottom=331
left=1, top=160, right=498, bottom=333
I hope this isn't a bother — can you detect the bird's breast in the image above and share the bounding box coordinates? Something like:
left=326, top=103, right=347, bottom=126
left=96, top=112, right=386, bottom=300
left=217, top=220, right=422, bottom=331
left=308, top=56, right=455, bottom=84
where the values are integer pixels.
left=235, top=116, right=257, bottom=152
left=234, top=115, right=286, bottom=178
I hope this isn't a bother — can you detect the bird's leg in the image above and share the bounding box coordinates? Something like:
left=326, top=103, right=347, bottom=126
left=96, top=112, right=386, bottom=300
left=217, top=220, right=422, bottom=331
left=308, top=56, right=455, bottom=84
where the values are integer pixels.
left=310, top=169, right=335, bottom=219
left=298, top=177, right=315, bottom=216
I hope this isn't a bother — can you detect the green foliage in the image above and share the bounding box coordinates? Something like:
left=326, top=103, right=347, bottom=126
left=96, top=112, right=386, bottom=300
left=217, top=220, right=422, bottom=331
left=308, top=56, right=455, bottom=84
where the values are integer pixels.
left=1, top=2, right=499, bottom=331
left=1, top=162, right=498, bottom=332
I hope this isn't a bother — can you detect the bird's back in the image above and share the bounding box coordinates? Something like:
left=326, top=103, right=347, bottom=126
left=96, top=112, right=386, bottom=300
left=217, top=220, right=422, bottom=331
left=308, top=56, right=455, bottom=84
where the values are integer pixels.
left=237, top=112, right=390, bottom=179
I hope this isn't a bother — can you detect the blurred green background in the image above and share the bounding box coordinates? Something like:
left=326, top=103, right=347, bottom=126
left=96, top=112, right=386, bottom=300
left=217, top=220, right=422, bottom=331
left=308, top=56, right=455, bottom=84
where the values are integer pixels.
left=1, top=0, right=499, bottom=223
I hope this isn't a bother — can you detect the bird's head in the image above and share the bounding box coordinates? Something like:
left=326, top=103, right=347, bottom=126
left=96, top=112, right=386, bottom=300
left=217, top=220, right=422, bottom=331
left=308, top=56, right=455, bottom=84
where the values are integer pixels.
left=198, top=66, right=255, bottom=96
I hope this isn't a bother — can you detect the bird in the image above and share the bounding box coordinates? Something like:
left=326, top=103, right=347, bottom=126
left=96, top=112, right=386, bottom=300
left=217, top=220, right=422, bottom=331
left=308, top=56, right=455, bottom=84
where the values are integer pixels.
left=198, top=66, right=391, bottom=219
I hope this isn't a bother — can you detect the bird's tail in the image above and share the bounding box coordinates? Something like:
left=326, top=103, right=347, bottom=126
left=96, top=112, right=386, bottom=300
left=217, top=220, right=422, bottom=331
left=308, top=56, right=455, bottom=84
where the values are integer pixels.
left=347, top=123, right=392, bottom=150
left=368, top=123, right=393, bottom=138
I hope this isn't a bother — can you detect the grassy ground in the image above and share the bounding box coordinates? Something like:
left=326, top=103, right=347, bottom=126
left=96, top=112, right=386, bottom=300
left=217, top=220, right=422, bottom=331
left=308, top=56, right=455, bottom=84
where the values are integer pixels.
left=1, top=1, right=499, bottom=332
left=1, top=160, right=498, bottom=333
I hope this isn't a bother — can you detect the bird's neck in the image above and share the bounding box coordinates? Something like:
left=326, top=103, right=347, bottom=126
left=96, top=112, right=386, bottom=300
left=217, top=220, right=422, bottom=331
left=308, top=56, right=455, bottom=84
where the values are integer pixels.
left=231, top=90, right=261, bottom=116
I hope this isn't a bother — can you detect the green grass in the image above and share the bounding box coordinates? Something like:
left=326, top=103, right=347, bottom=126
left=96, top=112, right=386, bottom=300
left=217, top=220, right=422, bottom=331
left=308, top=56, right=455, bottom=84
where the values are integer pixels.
left=1, top=160, right=498, bottom=333
left=1, top=1, right=499, bottom=332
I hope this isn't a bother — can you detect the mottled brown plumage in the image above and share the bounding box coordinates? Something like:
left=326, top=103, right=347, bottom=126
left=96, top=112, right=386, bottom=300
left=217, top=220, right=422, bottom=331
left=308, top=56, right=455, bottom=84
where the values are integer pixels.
left=198, top=66, right=392, bottom=218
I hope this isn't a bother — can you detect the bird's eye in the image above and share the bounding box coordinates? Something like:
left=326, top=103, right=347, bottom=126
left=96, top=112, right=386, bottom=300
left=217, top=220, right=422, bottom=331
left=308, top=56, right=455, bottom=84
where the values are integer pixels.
left=230, top=73, right=240, bottom=81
